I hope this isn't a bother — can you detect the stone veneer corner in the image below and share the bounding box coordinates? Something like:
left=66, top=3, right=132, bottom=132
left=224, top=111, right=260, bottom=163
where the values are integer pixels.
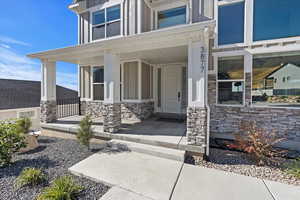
left=40, top=100, right=57, bottom=123
left=186, top=106, right=207, bottom=154
left=103, top=103, right=121, bottom=133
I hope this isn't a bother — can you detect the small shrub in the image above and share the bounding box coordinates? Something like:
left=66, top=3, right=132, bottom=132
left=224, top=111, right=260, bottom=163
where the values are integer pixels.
left=77, top=116, right=93, bottom=149
left=228, top=121, right=286, bottom=166
left=16, top=117, right=32, bottom=134
left=15, top=168, right=46, bottom=188
left=286, top=158, right=300, bottom=179
left=0, top=121, right=26, bottom=167
left=37, top=176, right=84, bottom=200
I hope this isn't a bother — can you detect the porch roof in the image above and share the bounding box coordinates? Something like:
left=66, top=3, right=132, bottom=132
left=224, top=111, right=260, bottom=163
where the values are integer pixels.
left=27, top=21, right=215, bottom=65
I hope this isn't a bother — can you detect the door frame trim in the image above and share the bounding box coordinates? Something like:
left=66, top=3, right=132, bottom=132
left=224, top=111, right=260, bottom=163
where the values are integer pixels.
left=154, top=63, right=187, bottom=113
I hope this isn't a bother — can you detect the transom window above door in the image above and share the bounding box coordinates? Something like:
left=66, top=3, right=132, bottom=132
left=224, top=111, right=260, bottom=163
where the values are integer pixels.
left=92, top=4, right=121, bottom=41
left=158, top=6, right=187, bottom=29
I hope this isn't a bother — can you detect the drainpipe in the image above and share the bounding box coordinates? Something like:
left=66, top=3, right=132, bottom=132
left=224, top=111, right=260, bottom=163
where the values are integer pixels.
left=205, top=99, right=210, bottom=159
left=204, top=29, right=211, bottom=159
left=204, top=66, right=211, bottom=159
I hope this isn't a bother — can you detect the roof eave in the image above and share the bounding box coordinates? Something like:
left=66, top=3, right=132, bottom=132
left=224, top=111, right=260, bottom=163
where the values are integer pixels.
left=27, top=20, right=215, bottom=61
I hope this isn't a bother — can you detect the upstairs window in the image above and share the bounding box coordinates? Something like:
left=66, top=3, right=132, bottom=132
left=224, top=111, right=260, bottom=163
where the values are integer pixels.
left=218, top=1, right=244, bottom=45
left=158, top=6, right=186, bottom=29
left=253, top=0, right=300, bottom=41
left=92, top=5, right=121, bottom=40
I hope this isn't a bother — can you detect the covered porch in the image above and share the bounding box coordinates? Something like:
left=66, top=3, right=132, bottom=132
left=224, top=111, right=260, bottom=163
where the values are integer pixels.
left=28, top=21, right=215, bottom=155
left=41, top=115, right=192, bottom=151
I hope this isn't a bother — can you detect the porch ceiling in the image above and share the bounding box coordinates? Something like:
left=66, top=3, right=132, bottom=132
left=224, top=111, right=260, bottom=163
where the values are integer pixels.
left=27, top=21, right=215, bottom=65
left=120, top=45, right=188, bottom=64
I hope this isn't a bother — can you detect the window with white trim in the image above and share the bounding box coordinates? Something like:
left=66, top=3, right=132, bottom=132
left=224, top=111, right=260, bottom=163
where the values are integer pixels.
left=218, top=0, right=245, bottom=45
left=252, top=53, right=300, bottom=107
left=93, top=66, right=104, bottom=100
left=158, top=6, right=187, bottom=29
left=92, top=4, right=121, bottom=41
left=217, top=56, right=244, bottom=105
left=253, top=0, right=300, bottom=41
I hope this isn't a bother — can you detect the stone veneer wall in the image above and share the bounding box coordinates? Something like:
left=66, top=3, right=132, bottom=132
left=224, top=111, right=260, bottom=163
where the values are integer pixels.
left=208, top=73, right=300, bottom=150
left=80, top=101, right=106, bottom=118
left=81, top=101, right=154, bottom=121
left=40, top=100, right=57, bottom=123
left=103, top=103, right=121, bottom=133
left=187, top=107, right=207, bottom=154
left=121, top=101, right=154, bottom=121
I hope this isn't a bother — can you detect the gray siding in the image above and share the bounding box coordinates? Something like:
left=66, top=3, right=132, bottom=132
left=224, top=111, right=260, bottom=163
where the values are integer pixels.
left=192, top=0, right=214, bottom=23
left=128, top=0, right=137, bottom=35
left=141, top=0, right=151, bottom=32
left=79, top=12, right=90, bottom=44
left=87, top=0, right=109, bottom=8
left=80, top=66, right=91, bottom=99
left=78, top=0, right=214, bottom=43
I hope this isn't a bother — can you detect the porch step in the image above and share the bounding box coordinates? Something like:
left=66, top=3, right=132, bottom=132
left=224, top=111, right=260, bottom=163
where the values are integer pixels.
left=108, top=139, right=185, bottom=162
left=154, top=112, right=186, bottom=121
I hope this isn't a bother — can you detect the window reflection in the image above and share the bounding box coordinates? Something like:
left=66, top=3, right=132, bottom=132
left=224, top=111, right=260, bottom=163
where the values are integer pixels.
left=254, top=0, right=300, bottom=41
left=158, top=6, right=186, bottom=29
left=252, top=53, right=300, bottom=107
left=218, top=56, right=245, bottom=105
left=218, top=2, right=244, bottom=45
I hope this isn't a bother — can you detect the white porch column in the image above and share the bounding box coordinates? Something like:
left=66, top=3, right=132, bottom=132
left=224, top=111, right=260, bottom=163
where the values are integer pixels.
left=40, top=61, right=57, bottom=123
left=187, top=38, right=209, bottom=157
left=188, top=41, right=207, bottom=107
left=103, top=52, right=121, bottom=133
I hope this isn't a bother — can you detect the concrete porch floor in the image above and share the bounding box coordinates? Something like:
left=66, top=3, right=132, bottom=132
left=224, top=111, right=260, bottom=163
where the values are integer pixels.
left=42, top=115, right=188, bottom=150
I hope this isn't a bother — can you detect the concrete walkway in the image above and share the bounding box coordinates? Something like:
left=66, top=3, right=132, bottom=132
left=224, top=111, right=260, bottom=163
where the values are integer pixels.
left=69, top=151, right=300, bottom=200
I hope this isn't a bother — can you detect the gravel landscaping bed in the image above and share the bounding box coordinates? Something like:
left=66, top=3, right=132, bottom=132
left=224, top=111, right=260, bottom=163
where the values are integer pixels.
left=0, top=136, right=114, bottom=200
left=186, top=148, right=300, bottom=186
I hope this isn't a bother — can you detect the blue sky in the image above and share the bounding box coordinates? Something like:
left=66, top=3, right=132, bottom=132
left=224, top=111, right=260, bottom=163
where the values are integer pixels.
left=0, top=0, right=78, bottom=90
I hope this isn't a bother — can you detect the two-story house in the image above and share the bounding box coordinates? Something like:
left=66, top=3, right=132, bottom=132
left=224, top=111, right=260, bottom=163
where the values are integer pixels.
left=28, top=0, right=300, bottom=157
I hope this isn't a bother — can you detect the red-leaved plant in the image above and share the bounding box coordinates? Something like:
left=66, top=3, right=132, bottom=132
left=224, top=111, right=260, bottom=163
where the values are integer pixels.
left=227, top=121, right=286, bottom=166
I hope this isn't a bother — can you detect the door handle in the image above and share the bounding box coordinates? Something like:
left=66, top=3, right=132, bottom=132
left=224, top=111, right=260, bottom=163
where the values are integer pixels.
left=178, top=92, right=181, bottom=102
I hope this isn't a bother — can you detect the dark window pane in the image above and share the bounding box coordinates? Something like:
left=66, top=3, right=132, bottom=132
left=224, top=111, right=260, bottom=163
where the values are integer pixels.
left=218, top=2, right=244, bottom=45
left=218, top=56, right=244, bottom=80
left=93, top=67, right=104, bottom=83
left=106, top=21, right=121, bottom=37
left=254, top=0, right=300, bottom=41
left=158, top=6, right=186, bottom=28
left=107, top=5, right=120, bottom=22
left=93, top=10, right=105, bottom=25
left=93, top=25, right=105, bottom=40
left=93, top=84, right=104, bottom=101
left=252, top=53, right=300, bottom=107
left=218, top=81, right=244, bottom=105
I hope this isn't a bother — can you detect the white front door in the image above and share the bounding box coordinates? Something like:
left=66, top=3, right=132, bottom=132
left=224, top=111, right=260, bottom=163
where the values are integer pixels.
left=162, top=65, right=182, bottom=113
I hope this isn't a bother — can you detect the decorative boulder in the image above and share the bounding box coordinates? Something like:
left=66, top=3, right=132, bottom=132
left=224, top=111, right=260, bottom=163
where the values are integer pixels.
left=19, top=133, right=39, bottom=153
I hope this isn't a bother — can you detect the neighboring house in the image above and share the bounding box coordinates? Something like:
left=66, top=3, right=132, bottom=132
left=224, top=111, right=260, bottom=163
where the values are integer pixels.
left=0, top=79, right=78, bottom=129
left=264, top=63, right=300, bottom=95
left=28, top=0, right=300, bottom=156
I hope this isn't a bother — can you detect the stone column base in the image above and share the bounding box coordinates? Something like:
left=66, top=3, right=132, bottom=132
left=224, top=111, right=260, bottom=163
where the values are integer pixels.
left=40, top=100, right=57, bottom=123
left=187, top=106, right=207, bottom=153
left=103, top=103, right=121, bottom=133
